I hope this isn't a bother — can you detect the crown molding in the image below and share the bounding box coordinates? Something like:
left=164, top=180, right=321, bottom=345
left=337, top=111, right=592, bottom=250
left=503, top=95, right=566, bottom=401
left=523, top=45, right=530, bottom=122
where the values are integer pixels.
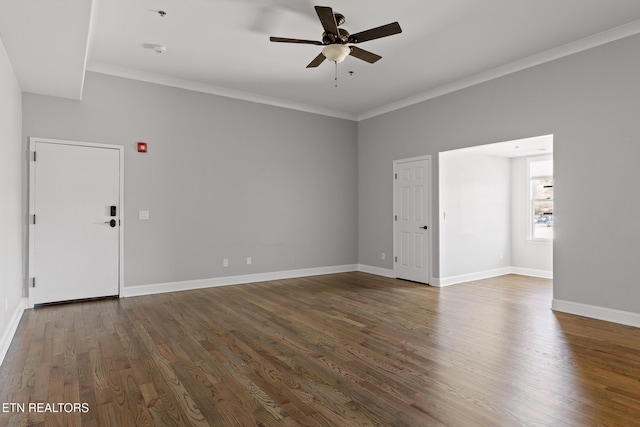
left=86, top=62, right=358, bottom=121
left=357, top=19, right=640, bottom=121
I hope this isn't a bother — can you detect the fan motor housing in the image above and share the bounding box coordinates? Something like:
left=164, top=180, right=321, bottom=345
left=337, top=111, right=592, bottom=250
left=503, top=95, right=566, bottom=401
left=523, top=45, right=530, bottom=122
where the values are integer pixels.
left=322, top=28, right=350, bottom=45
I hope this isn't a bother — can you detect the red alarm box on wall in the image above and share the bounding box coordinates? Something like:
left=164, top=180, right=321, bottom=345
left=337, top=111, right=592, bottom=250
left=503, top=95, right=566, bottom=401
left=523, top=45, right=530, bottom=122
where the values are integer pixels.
left=137, top=142, right=148, bottom=153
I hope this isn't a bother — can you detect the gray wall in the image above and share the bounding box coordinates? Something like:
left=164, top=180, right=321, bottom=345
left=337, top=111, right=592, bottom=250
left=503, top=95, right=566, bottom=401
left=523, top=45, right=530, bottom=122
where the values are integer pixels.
left=439, top=152, right=511, bottom=278
left=0, top=38, right=23, bottom=341
left=358, top=33, right=640, bottom=313
left=23, top=72, right=358, bottom=287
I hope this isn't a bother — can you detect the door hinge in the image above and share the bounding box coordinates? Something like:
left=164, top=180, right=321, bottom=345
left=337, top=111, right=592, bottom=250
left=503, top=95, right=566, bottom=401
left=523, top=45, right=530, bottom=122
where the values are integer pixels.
left=33, top=151, right=36, bottom=162
left=31, top=277, right=36, bottom=288
left=394, top=173, right=397, bottom=179
left=32, top=214, right=36, bottom=225
left=394, top=215, right=397, bottom=221
left=395, top=256, right=397, bottom=262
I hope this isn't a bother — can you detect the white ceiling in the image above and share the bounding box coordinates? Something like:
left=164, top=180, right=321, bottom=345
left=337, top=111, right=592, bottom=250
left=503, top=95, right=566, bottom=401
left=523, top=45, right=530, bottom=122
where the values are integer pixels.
left=3, top=1, right=640, bottom=120
left=442, top=134, right=554, bottom=159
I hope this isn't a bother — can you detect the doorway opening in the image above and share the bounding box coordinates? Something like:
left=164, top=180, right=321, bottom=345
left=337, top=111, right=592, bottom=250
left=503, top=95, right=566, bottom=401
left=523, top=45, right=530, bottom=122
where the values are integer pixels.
left=438, top=134, right=553, bottom=286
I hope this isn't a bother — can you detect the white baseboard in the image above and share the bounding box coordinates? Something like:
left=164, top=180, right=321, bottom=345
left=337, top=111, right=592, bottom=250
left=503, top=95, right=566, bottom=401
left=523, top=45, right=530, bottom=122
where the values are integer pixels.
left=552, top=299, right=640, bottom=328
left=122, top=264, right=359, bottom=297
left=436, top=266, right=553, bottom=287
left=0, top=298, right=27, bottom=366
left=355, top=265, right=553, bottom=287
left=436, top=267, right=513, bottom=287
left=429, top=277, right=441, bottom=287
left=357, top=264, right=395, bottom=278
left=510, top=267, right=553, bottom=279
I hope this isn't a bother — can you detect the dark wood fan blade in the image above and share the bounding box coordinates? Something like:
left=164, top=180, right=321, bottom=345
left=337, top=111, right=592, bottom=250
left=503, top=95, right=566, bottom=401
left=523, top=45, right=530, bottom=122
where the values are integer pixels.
left=315, top=6, right=339, bottom=36
left=306, top=53, right=326, bottom=68
left=349, top=46, right=382, bottom=64
left=270, top=37, right=324, bottom=45
left=349, top=22, right=402, bottom=43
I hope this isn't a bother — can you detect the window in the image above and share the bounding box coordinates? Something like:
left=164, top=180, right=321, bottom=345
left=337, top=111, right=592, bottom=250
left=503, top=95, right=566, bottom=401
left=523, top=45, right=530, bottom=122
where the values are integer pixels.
left=528, top=156, right=553, bottom=241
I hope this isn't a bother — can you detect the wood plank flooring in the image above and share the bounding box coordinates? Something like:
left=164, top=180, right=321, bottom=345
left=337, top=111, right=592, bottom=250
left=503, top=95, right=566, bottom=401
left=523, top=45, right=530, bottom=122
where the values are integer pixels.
left=2, top=273, right=640, bottom=426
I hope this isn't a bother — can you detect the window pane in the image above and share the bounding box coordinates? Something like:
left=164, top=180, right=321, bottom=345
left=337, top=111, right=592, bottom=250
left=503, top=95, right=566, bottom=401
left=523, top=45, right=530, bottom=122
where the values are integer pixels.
left=534, top=178, right=553, bottom=201
left=528, top=157, right=553, bottom=240
left=533, top=200, right=553, bottom=239
left=533, top=201, right=553, bottom=217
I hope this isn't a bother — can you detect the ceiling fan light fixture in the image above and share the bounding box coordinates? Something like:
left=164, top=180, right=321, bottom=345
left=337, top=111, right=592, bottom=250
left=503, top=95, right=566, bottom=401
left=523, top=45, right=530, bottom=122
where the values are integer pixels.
left=322, top=44, right=350, bottom=63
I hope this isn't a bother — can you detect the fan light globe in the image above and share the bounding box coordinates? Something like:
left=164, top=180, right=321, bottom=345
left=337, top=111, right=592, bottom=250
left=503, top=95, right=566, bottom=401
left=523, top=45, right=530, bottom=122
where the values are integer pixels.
left=322, top=44, right=350, bottom=63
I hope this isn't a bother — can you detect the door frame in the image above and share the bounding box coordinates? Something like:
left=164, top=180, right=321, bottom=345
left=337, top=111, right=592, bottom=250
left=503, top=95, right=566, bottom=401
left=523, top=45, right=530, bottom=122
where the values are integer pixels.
left=393, top=155, right=433, bottom=284
left=28, top=137, right=125, bottom=307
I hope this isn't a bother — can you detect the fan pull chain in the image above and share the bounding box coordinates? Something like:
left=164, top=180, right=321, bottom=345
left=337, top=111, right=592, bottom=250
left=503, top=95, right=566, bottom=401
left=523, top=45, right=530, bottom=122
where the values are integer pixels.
left=334, top=61, right=338, bottom=87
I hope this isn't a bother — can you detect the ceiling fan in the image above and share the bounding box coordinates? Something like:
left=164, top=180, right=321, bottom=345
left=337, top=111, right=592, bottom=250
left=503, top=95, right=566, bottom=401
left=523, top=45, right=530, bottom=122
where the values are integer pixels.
left=269, top=5, right=402, bottom=68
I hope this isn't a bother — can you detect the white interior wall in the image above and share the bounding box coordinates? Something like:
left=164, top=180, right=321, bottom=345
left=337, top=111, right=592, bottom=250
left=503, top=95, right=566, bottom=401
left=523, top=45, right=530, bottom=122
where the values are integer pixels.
left=0, top=36, right=24, bottom=361
left=439, top=152, right=511, bottom=280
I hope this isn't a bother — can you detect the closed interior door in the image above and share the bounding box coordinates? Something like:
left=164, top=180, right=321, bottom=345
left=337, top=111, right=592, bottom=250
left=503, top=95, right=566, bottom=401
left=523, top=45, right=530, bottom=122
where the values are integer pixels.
left=395, top=157, right=431, bottom=283
left=31, top=140, right=121, bottom=304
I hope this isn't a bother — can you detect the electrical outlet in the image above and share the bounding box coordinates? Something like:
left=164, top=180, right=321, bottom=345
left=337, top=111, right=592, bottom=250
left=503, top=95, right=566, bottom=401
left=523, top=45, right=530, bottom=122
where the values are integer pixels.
left=139, top=210, right=149, bottom=220
left=247, top=257, right=252, bottom=265
left=381, top=252, right=386, bottom=260
left=223, top=258, right=229, bottom=267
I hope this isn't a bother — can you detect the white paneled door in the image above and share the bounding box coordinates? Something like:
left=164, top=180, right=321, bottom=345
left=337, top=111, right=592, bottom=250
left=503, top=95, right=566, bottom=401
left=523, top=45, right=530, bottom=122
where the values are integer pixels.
left=30, top=138, right=122, bottom=305
left=394, top=157, right=431, bottom=284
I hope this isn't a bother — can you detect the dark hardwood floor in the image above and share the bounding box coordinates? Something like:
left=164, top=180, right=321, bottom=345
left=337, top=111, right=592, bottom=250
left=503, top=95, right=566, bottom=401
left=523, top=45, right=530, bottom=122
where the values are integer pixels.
left=1, top=273, right=640, bottom=426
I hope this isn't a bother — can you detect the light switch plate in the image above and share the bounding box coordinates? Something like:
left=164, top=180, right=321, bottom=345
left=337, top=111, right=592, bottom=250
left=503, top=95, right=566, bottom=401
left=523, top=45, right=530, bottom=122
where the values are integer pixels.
left=139, top=210, right=149, bottom=220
